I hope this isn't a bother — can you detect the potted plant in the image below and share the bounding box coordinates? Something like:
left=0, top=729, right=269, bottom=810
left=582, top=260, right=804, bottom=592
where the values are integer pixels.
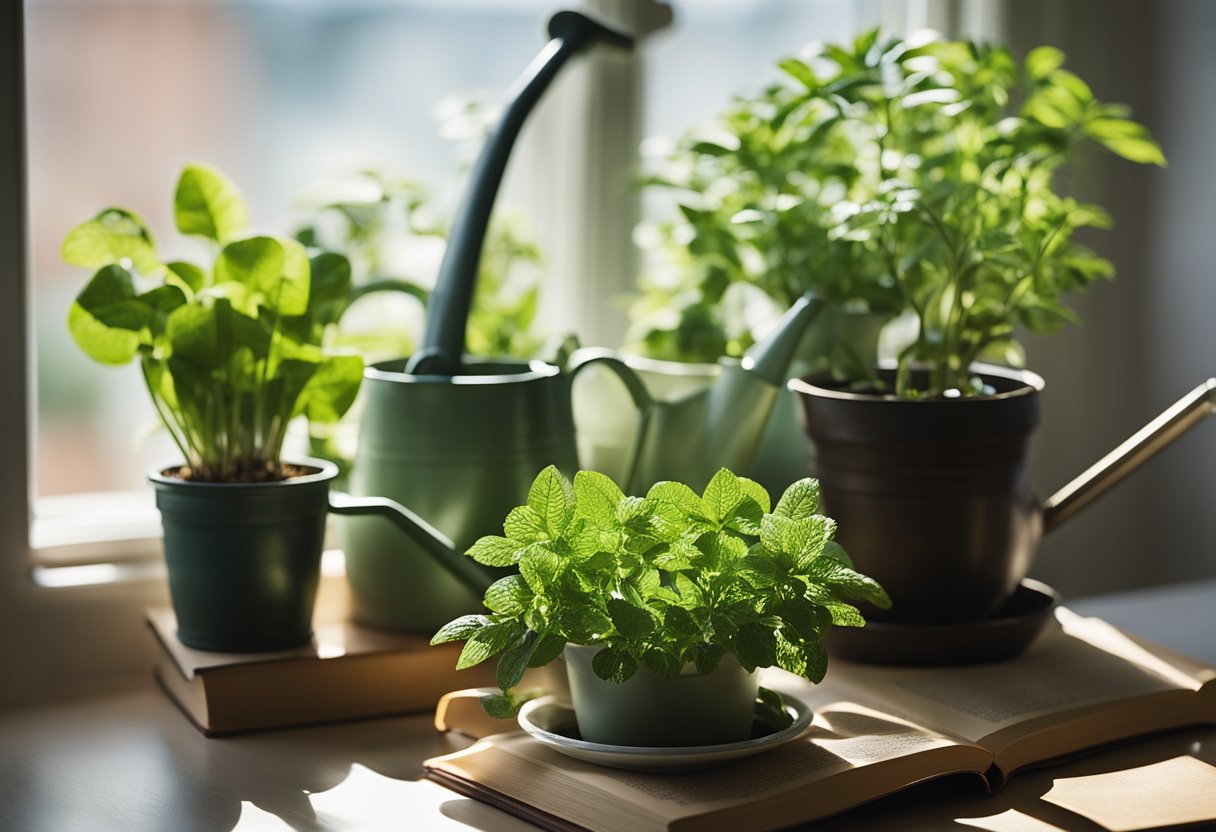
left=431, top=465, right=889, bottom=747
left=783, top=33, right=1165, bottom=623
left=64, top=163, right=365, bottom=651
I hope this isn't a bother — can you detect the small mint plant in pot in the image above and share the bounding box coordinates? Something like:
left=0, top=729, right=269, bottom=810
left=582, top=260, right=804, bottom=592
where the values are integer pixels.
left=432, top=466, right=889, bottom=747
left=64, top=163, right=364, bottom=651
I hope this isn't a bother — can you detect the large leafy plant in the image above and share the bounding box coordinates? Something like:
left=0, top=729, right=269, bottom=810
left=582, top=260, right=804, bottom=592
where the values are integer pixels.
left=432, top=466, right=890, bottom=716
left=64, top=163, right=364, bottom=482
left=636, top=30, right=1164, bottom=397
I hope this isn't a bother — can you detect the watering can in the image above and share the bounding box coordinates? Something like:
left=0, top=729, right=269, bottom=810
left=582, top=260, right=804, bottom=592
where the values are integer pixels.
left=336, top=10, right=828, bottom=631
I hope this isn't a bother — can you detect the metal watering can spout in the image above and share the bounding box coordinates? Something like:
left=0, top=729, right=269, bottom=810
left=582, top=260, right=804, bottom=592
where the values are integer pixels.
left=329, top=492, right=496, bottom=597
left=692, top=292, right=826, bottom=488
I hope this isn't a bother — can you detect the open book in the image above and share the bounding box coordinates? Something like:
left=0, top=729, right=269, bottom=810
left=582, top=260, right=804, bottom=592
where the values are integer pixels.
left=424, top=609, right=1216, bottom=832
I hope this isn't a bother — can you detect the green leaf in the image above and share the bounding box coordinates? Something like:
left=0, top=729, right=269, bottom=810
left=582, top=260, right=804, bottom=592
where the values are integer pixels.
left=165, top=261, right=205, bottom=294
left=528, top=634, right=567, bottom=668
left=805, top=642, right=829, bottom=684
left=296, top=351, right=363, bottom=422
left=561, top=603, right=614, bottom=642
left=519, top=543, right=563, bottom=593
left=215, top=236, right=310, bottom=317
left=1025, top=45, right=1065, bottom=81
left=61, top=208, right=160, bottom=275
left=480, top=692, right=520, bottom=719
left=431, top=614, right=490, bottom=645
left=647, top=481, right=704, bottom=516
left=774, top=479, right=820, bottom=521
left=809, top=559, right=892, bottom=608
left=1082, top=117, right=1167, bottom=166
left=701, top=468, right=742, bottom=522
left=732, top=623, right=777, bottom=672
left=778, top=57, right=817, bottom=89
left=737, top=478, right=772, bottom=514
left=497, top=631, right=538, bottom=690
left=692, top=643, right=725, bottom=675
left=574, top=470, right=624, bottom=528
left=174, top=162, right=249, bottom=242
left=528, top=465, right=576, bottom=537
left=607, top=597, right=655, bottom=638
left=591, top=646, right=638, bottom=684
left=504, top=506, right=548, bottom=543
left=641, top=647, right=682, bottom=679
left=305, top=251, right=353, bottom=329
left=456, top=621, right=520, bottom=670
left=822, top=599, right=866, bottom=627
left=725, top=495, right=764, bottom=535
left=467, top=536, right=521, bottom=567
left=663, top=605, right=700, bottom=639
left=483, top=574, right=532, bottom=615
left=66, top=264, right=153, bottom=365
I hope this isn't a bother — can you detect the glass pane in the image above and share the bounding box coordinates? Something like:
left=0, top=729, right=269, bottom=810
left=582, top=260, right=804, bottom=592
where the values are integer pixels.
left=27, top=0, right=553, bottom=496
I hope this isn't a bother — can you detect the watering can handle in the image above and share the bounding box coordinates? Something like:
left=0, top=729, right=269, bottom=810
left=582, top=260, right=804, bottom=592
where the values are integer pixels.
left=1042, top=378, right=1216, bottom=533
left=328, top=492, right=494, bottom=597
left=568, top=347, right=656, bottom=494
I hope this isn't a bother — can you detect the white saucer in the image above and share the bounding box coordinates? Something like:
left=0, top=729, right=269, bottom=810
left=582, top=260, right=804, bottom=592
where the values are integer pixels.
left=516, top=693, right=814, bottom=773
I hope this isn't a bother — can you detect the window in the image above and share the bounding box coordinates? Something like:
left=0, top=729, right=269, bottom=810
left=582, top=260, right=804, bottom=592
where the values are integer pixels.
left=9, top=0, right=950, bottom=702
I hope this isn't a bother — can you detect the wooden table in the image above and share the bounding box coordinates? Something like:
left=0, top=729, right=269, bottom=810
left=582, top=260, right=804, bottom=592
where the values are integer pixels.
left=2, top=581, right=1214, bottom=832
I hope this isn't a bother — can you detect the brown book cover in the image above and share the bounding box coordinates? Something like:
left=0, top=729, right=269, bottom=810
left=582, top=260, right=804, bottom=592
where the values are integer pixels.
left=424, top=609, right=1216, bottom=832
left=148, top=607, right=497, bottom=735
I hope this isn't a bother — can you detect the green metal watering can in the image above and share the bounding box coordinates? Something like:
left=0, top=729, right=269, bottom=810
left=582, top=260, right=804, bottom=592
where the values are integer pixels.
left=335, top=10, right=822, bottom=631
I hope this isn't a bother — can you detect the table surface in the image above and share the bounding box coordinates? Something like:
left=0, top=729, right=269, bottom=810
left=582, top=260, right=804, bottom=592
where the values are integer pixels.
left=2, top=581, right=1214, bottom=832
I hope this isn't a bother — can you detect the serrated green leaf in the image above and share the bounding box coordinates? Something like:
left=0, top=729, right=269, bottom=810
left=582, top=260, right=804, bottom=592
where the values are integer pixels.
left=641, top=647, right=682, bottom=679
left=820, top=541, right=854, bottom=567
left=574, top=470, right=624, bottom=528
left=467, top=535, right=521, bottom=567
left=652, top=538, right=698, bottom=571
left=528, top=465, right=575, bottom=537
left=518, top=543, right=563, bottom=593
left=725, top=495, right=764, bottom=535
left=701, top=468, right=742, bottom=522
left=776, top=633, right=806, bottom=676
left=561, top=602, right=614, bottom=642
left=692, top=642, right=726, bottom=675
left=607, top=597, right=655, bottom=638
left=480, top=692, right=519, bottom=719
left=497, top=630, right=538, bottom=690
left=737, top=478, right=772, bottom=514
left=591, top=646, right=638, bottom=683
left=774, top=479, right=820, bottom=521
left=483, top=574, right=532, bottom=615
left=528, top=633, right=567, bottom=668
left=823, top=599, right=866, bottom=627
left=809, top=559, right=892, bottom=608
left=663, top=605, right=700, bottom=639
left=732, top=623, right=776, bottom=672
left=647, top=481, right=703, bottom=516
left=504, top=506, right=548, bottom=543
left=430, top=614, right=490, bottom=645
left=805, top=642, right=829, bottom=684
left=456, top=621, right=520, bottom=669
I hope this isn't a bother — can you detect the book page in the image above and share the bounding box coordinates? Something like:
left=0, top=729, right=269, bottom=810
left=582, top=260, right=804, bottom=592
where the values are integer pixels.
left=427, top=702, right=990, bottom=832
left=815, top=609, right=1208, bottom=744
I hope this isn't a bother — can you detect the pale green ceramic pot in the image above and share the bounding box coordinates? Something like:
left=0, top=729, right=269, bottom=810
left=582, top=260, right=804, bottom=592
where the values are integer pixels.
left=563, top=644, right=760, bottom=747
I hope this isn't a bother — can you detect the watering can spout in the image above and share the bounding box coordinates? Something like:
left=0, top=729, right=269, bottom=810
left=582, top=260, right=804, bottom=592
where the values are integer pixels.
left=689, top=292, right=825, bottom=489
left=741, top=292, right=826, bottom=386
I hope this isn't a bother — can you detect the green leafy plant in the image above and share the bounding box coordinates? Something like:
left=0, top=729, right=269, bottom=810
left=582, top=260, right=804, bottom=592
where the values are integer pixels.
left=431, top=466, right=890, bottom=716
left=64, top=163, right=364, bottom=482
left=636, top=30, right=1164, bottom=397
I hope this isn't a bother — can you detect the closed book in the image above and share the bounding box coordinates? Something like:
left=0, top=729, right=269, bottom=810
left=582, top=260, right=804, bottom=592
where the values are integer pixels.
left=148, top=607, right=496, bottom=736
left=425, top=608, right=1216, bottom=832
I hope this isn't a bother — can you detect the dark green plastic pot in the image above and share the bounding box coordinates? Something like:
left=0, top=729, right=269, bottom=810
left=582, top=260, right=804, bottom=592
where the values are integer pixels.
left=563, top=644, right=760, bottom=747
left=149, top=461, right=338, bottom=652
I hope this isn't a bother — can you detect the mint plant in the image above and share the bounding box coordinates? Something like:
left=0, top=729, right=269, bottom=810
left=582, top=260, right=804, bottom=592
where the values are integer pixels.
left=636, top=30, right=1164, bottom=397
left=64, top=163, right=364, bottom=482
left=431, top=466, right=890, bottom=716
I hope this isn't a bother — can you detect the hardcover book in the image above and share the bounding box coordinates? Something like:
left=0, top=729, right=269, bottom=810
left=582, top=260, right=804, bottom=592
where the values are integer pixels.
left=424, top=609, right=1216, bottom=832
left=148, top=607, right=497, bottom=735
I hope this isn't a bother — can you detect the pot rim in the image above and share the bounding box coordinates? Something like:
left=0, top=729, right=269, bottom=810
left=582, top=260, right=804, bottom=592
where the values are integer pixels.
left=147, top=457, right=339, bottom=490
left=365, top=357, right=560, bottom=385
left=788, top=361, right=1045, bottom=403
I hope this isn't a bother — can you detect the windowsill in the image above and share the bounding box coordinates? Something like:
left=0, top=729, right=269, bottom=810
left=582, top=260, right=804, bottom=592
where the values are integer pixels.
left=32, top=490, right=162, bottom=566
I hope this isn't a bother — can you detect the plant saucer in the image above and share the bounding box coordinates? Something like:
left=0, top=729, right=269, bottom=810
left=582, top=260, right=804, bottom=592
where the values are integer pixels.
left=516, top=693, right=814, bottom=773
